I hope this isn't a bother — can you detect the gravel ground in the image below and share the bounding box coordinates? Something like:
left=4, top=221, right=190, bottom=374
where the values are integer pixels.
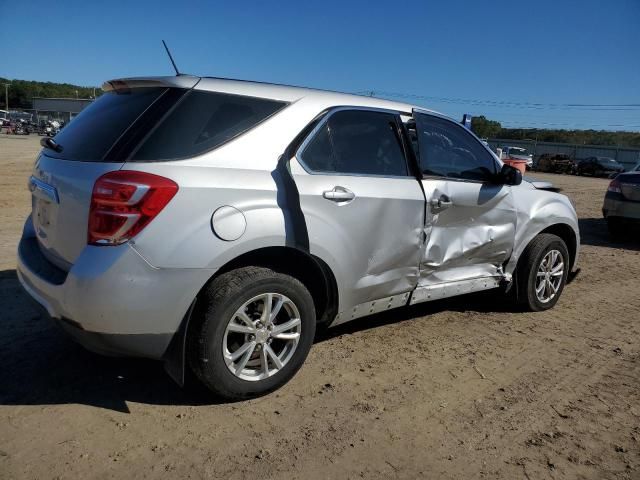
left=1, top=135, right=639, bottom=479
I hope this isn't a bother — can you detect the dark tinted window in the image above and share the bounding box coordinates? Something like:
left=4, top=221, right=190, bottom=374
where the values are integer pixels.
left=414, top=113, right=497, bottom=181
left=132, top=91, right=286, bottom=161
left=301, top=110, right=408, bottom=176
left=43, top=87, right=166, bottom=161
left=301, top=122, right=335, bottom=171
left=597, top=157, right=617, bottom=165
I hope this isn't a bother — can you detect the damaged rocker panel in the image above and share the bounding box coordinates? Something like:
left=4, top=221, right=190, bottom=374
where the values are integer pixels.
left=332, top=292, right=411, bottom=326
left=410, top=276, right=502, bottom=305
left=331, top=273, right=507, bottom=327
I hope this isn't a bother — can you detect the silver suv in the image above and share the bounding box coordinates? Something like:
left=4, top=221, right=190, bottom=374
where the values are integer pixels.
left=17, top=75, right=580, bottom=399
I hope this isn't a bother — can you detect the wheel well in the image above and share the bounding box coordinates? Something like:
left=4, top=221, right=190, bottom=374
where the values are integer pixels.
left=211, top=247, right=339, bottom=325
left=540, top=223, right=577, bottom=269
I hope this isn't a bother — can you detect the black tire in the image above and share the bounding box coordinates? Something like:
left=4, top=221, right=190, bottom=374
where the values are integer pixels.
left=516, top=233, right=570, bottom=312
left=188, top=266, right=316, bottom=400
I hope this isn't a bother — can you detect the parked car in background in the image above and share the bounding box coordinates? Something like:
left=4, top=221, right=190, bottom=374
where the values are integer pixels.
left=535, top=153, right=575, bottom=174
left=501, top=146, right=533, bottom=170
left=575, top=156, right=625, bottom=177
left=38, top=120, right=61, bottom=137
left=17, top=75, right=580, bottom=399
left=603, top=162, right=640, bottom=237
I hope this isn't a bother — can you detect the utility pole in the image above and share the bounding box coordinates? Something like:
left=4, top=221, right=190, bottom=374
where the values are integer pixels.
left=3, top=83, right=9, bottom=112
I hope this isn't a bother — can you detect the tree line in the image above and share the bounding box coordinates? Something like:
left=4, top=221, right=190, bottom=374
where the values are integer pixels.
left=471, top=115, right=640, bottom=148
left=2, top=78, right=639, bottom=148
left=0, top=77, right=101, bottom=110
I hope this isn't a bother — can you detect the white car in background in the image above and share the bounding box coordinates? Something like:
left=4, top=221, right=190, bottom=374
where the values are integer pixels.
left=502, top=146, right=534, bottom=169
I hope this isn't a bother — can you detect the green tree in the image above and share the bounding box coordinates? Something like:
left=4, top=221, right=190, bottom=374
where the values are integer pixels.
left=471, top=115, right=502, bottom=138
left=0, top=77, right=102, bottom=110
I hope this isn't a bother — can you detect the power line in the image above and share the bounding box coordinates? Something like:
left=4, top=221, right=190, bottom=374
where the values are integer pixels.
left=355, top=90, right=640, bottom=111
left=501, top=120, right=640, bottom=129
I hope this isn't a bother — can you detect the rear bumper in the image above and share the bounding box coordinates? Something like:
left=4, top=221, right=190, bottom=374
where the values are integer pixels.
left=603, top=193, right=640, bottom=220
left=17, top=216, right=215, bottom=359
left=57, top=317, right=174, bottom=358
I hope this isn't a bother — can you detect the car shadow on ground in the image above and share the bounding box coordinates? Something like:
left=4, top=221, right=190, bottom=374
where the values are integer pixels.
left=315, top=290, right=517, bottom=343
left=0, top=269, right=220, bottom=412
left=0, top=269, right=517, bottom=412
left=578, top=217, right=640, bottom=251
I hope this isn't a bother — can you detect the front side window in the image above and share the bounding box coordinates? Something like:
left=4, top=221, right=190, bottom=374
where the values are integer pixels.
left=414, top=113, right=498, bottom=181
left=300, top=109, right=408, bottom=176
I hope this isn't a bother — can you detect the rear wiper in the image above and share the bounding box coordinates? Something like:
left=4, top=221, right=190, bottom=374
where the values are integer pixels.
left=40, top=137, right=63, bottom=153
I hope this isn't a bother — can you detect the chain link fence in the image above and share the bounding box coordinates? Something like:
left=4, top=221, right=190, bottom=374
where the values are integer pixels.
left=488, top=139, right=640, bottom=170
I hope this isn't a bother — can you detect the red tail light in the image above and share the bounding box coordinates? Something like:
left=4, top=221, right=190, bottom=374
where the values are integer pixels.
left=607, top=178, right=622, bottom=194
left=88, top=171, right=178, bottom=245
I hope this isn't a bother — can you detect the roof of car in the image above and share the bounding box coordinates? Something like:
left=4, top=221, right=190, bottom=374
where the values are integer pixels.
left=104, top=75, right=441, bottom=116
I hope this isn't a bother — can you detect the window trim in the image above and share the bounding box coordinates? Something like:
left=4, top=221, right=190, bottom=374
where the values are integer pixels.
left=295, top=106, right=414, bottom=179
left=412, top=109, right=501, bottom=184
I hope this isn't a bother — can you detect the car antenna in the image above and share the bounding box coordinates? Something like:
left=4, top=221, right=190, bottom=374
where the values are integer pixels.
left=162, top=40, right=182, bottom=76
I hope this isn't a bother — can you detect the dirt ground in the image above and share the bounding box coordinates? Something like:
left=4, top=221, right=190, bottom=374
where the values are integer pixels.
left=1, top=134, right=639, bottom=480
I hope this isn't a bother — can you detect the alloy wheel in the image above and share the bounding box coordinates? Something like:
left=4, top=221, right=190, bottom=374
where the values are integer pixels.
left=222, top=293, right=302, bottom=381
left=535, top=249, right=564, bottom=303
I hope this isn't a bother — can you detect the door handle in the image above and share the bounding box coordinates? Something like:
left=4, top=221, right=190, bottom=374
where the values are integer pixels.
left=323, top=186, right=355, bottom=203
left=430, top=194, right=452, bottom=211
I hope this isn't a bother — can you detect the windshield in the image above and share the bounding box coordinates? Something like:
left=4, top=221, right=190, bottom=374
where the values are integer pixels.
left=509, top=147, right=529, bottom=156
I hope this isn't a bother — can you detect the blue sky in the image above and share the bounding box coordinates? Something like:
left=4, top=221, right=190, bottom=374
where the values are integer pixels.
left=2, top=0, right=639, bottom=130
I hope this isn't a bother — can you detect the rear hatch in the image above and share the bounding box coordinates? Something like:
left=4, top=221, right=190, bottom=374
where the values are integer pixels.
left=30, top=77, right=199, bottom=270
left=29, top=75, right=289, bottom=270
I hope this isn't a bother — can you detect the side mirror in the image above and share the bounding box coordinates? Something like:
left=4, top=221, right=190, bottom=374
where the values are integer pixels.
left=498, top=164, right=522, bottom=186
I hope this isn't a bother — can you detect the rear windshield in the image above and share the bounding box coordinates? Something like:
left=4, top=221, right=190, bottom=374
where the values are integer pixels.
left=43, top=87, right=287, bottom=162
left=44, top=87, right=166, bottom=161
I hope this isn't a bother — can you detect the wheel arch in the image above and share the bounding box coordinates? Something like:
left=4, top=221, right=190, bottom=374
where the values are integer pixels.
left=538, top=223, right=578, bottom=271
left=509, top=221, right=579, bottom=276
left=163, top=245, right=339, bottom=387
left=212, top=246, right=339, bottom=326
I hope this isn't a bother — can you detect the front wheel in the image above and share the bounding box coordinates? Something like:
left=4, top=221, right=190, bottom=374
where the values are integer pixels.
left=517, top=233, right=570, bottom=311
left=188, top=266, right=316, bottom=400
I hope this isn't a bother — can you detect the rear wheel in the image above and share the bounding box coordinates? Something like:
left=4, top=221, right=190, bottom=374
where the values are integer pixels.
left=517, top=234, right=570, bottom=311
left=188, top=267, right=316, bottom=400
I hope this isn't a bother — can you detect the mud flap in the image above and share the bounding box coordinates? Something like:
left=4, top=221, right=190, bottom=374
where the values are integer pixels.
left=163, top=298, right=197, bottom=387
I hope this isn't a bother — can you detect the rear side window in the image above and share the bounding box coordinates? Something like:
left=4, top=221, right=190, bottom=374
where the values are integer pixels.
left=300, top=110, right=409, bottom=176
left=131, top=91, right=287, bottom=161
left=44, top=87, right=166, bottom=161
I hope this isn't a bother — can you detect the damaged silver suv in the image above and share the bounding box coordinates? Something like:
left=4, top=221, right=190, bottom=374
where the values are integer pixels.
left=18, top=75, right=580, bottom=399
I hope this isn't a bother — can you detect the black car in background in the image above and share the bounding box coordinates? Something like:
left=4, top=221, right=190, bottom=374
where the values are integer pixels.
left=575, top=156, right=625, bottom=177
left=535, top=153, right=576, bottom=174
